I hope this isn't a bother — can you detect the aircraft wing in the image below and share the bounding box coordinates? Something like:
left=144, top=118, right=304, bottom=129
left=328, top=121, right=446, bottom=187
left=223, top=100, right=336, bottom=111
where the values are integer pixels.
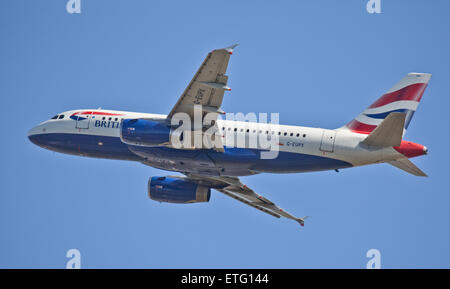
left=186, top=174, right=309, bottom=227
left=167, top=44, right=237, bottom=120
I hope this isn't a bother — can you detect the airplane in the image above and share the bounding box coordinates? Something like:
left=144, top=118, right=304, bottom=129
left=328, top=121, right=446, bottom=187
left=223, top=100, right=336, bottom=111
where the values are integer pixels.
left=28, top=45, right=430, bottom=228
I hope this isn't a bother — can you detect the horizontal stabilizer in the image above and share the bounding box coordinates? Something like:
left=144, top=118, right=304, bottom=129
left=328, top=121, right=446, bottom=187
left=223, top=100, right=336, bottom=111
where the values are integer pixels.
left=388, top=158, right=427, bottom=177
left=361, top=112, right=406, bottom=147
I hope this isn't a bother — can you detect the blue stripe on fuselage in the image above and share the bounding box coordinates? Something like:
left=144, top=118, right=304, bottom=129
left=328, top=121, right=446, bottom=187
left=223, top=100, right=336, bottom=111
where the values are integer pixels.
left=28, top=133, right=352, bottom=173
left=28, top=133, right=140, bottom=161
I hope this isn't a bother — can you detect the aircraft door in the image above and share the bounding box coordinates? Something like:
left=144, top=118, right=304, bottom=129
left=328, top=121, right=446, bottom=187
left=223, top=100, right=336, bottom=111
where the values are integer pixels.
left=75, top=112, right=92, bottom=129
left=320, top=130, right=336, bottom=153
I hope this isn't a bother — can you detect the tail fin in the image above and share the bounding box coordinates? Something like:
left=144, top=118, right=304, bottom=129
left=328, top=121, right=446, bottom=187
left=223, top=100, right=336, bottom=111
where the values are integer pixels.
left=344, top=73, right=431, bottom=134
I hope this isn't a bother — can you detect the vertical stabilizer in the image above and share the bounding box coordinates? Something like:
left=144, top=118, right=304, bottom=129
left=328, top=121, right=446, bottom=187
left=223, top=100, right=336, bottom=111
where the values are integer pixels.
left=344, top=73, right=431, bottom=134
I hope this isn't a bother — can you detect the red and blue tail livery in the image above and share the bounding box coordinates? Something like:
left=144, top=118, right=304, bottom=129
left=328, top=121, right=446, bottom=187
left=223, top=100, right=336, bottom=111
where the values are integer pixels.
left=28, top=45, right=430, bottom=228
left=345, top=73, right=431, bottom=134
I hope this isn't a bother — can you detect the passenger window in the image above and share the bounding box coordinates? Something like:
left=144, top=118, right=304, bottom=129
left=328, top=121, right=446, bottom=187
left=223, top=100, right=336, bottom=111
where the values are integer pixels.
left=303, top=134, right=306, bottom=138
left=290, top=133, right=293, bottom=136
left=296, top=133, right=300, bottom=137
left=284, top=132, right=287, bottom=136
left=234, top=128, right=237, bottom=132
left=115, top=118, right=118, bottom=121
left=108, top=117, right=112, bottom=121
left=102, top=117, right=105, bottom=120
left=246, top=129, right=250, bottom=133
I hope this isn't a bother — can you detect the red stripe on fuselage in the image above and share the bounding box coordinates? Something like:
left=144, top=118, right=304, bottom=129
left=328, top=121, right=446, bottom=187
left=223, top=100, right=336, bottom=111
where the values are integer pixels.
left=81, top=111, right=124, bottom=116
left=368, top=83, right=427, bottom=108
left=72, top=111, right=124, bottom=116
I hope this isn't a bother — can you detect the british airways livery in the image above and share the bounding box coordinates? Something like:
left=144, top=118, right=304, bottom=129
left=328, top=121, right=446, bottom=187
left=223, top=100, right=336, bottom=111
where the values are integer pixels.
left=28, top=45, right=430, bottom=227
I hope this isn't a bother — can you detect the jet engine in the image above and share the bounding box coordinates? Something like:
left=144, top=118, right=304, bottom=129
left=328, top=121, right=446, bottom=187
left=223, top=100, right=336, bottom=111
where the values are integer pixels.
left=148, top=176, right=211, bottom=204
left=121, top=119, right=170, bottom=147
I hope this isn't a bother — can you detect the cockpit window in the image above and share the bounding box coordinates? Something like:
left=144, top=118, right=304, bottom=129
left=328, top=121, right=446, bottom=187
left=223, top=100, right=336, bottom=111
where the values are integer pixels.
left=58, top=115, right=64, bottom=119
left=51, top=115, right=58, bottom=119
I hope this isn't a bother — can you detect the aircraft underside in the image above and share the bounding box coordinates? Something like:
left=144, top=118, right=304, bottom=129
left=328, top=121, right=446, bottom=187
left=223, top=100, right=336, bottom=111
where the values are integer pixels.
left=30, top=132, right=352, bottom=177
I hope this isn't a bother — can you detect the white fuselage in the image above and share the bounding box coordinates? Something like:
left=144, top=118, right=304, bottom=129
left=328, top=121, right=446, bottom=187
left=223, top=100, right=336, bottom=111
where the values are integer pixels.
left=28, top=109, right=408, bottom=177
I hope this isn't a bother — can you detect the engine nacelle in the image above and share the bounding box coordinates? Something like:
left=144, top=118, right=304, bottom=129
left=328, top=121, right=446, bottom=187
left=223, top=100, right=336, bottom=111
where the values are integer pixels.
left=148, top=176, right=211, bottom=204
left=121, top=119, right=170, bottom=147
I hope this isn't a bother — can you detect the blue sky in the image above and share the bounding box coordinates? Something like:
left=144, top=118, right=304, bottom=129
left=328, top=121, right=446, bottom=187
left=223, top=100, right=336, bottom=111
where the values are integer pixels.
left=1, top=0, right=449, bottom=268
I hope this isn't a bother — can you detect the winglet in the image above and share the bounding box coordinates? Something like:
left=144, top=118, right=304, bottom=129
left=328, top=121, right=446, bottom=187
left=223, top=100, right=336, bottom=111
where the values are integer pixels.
left=297, top=216, right=309, bottom=227
left=224, top=44, right=238, bottom=55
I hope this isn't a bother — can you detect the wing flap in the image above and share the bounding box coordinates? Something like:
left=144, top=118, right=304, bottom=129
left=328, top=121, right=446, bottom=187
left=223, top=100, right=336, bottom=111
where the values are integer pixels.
left=218, top=189, right=281, bottom=219
left=184, top=174, right=307, bottom=227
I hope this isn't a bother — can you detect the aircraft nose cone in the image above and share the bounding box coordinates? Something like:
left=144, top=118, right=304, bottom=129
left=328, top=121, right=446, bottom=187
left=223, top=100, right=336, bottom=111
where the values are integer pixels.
left=28, top=134, right=41, bottom=146
left=423, top=146, right=428, bottom=154
left=27, top=125, right=46, bottom=146
left=28, top=125, right=40, bottom=137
